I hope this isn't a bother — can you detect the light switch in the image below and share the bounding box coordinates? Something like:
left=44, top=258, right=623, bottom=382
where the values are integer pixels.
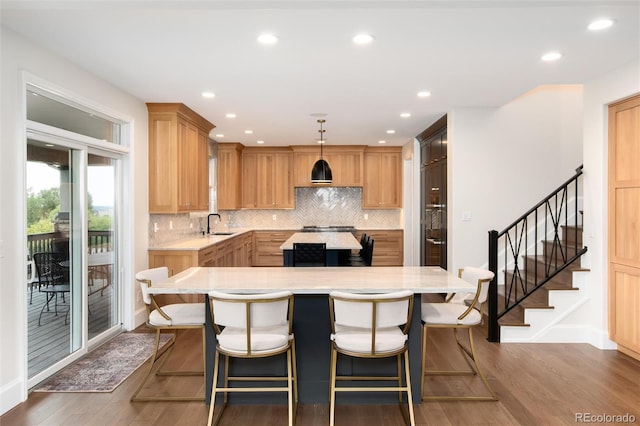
left=462, top=211, right=472, bottom=221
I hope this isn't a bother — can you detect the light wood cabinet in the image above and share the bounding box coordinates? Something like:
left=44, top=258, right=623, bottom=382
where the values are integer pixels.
left=355, top=229, right=404, bottom=266
left=292, top=146, right=365, bottom=187
left=217, top=143, right=243, bottom=210
left=147, top=103, right=214, bottom=213
left=253, top=230, right=295, bottom=266
left=608, top=95, right=640, bottom=361
left=242, top=148, right=294, bottom=209
left=363, top=147, right=402, bottom=209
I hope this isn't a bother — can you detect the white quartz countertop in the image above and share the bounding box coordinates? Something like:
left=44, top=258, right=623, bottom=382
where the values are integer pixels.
left=279, top=232, right=362, bottom=250
left=148, top=266, right=476, bottom=295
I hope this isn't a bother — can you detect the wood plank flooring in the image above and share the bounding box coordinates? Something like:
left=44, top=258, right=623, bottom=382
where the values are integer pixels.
left=5, top=319, right=639, bottom=426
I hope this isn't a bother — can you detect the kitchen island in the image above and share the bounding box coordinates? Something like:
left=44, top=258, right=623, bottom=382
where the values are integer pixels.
left=150, top=266, right=475, bottom=404
left=279, top=231, right=362, bottom=266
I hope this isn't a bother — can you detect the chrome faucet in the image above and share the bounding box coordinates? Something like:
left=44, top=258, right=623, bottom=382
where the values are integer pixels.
left=207, top=213, right=221, bottom=235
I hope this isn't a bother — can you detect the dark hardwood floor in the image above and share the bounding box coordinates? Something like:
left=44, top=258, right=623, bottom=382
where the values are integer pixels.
left=7, top=313, right=640, bottom=425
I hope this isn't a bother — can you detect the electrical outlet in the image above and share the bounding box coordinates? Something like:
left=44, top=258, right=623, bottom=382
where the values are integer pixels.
left=153, top=223, right=159, bottom=232
left=272, top=214, right=277, bottom=221
left=364, top=213, right=369, bottom=220
left=169, top=220, right=173, bottom=230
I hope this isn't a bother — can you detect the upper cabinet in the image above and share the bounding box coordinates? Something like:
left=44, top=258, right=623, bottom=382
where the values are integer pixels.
left=147, top=103, right=214, bottom=213
left=217, top=143, right=243, bottom=210
left=291, top=145, right=365, bottom=187
left=363, top=147, right=403, bottom=209
left=242, top=148, right=294, bottom=209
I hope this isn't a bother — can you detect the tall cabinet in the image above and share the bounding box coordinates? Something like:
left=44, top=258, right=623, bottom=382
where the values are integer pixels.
left=608, top=95, right=640, bottom=361
left=147, top=103, right=214, bottom=213
left=418, top=115, right=447, bottom=269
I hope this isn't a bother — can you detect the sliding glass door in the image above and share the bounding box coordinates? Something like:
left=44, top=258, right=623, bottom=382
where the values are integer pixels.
left=25, top=83, right=126, bottom=385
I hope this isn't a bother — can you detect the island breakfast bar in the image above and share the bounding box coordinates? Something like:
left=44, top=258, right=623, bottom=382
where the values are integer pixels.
left=150, top=266, right=475, bottom=404
left=279, top=231, right=362, bottom=266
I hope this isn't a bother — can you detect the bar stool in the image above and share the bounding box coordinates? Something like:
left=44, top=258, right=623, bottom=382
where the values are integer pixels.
left=208, top=290, right=297, bottom=426
left=131, top=266, right=206, bottom=402
left=328, top=290, right=415, bottom=426
left=421, top=267, right=498, bottom=401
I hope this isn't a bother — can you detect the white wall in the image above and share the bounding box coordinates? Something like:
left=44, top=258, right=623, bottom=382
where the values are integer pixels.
left=582, top=59, right=639, bottom=348
left=447, top=86, right=584, bottom=273
left=0, top=27, right=149, bottom=414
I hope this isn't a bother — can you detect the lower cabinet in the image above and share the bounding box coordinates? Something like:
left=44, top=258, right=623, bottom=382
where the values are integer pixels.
left=252, top=230, right=295, bottom=266
left=354, top=229, right=404, bottom=266
left=148, top=232, right=253, bottom=303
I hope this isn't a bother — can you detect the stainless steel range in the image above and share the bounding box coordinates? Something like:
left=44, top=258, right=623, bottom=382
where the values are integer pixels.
left=301, top=225, right=356, bottom=233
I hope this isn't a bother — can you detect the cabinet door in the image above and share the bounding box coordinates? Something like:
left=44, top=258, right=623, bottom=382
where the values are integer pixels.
left=256, top=153, right=276, bottom=208
left=177, top=120, right=206, bottom=211
left=242, top=152, right=258, bottom=208
left=363, top=152, right=382, bottom=208
left=380, top=151, right=402, bottom=208
left=323, top=151, right=363, bottom=187
left=148, top=114, right=178, bottom=213
left=293, top=152, right=317, bottom=187
left=218, top=143, right=243, bottom=210
left=274, top=153, right=294, bottom=208
left=195, top=128, right=210, bottom=211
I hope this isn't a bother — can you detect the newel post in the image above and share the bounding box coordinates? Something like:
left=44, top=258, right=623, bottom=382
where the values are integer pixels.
left=488, top=230, right=500, bottom=342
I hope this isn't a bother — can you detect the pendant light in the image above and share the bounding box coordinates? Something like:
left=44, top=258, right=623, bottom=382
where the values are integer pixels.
left=310, top=119, right=333, bottom=184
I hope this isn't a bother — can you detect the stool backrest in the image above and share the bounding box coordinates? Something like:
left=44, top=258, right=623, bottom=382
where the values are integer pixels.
left=135, top=266, right=169, bottom=305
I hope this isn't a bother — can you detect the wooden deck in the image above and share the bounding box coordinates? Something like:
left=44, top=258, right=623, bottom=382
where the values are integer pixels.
left=28, top=276, right=114, bottom=378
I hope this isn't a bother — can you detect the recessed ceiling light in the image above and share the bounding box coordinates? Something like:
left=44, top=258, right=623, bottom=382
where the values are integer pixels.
left=417, top=91, right=431, bottom=98
left=541, top=51, right=563, bottom=62
left=257, top=140, right=265, bottom=144
left=257, top=33, right=279, bottom=44
left=588, top=19, right=614, bottom=31
left=353, top=34, right=374, bottom=45
left=215, top=134, right=224, bottom=138
left=244, top=130, right=253, bottom=134
left=386, top=129, right=396, bottom=134
left=378, top=140, right=386, bottom=144
left=225, top=113, right=236, bottom=118
left=400, top=113, right=411, bottom=118
left=201, top=91, right=215, bottom=98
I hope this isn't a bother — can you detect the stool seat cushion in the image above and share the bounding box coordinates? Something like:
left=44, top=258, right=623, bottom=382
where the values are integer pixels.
left=331, top=324, right=407, bottom=354
left=149, top=303, right=205, bottom=326
left=421, top=302, right=481, bottom=326
left=217, top=325, right=291, bottom=355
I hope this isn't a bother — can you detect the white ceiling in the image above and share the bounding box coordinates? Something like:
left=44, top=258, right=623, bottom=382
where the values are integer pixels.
left=2, top=1, right=639, bottom=147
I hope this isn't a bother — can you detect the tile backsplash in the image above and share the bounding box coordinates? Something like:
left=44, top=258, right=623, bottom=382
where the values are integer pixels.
left=149, top=187, right=402, bottom=246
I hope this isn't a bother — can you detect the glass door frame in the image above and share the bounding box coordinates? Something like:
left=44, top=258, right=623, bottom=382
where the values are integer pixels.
left=25, top=124, right=127, bottom=389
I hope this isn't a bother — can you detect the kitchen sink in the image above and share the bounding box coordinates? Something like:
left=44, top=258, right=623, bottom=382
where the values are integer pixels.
left=211, top=232, right=235, bottom=236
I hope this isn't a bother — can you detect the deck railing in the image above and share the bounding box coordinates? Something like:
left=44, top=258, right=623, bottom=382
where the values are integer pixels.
left=27, top=231, right=113, bottom=258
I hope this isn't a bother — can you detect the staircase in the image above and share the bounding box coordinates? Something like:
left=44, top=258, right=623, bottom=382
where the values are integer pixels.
left=487, top=166, right=588, bottom=342
left=498, top=225, right=590, bottom=341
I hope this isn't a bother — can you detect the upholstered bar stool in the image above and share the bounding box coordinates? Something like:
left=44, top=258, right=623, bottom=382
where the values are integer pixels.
left=293, top=242, right=327, bottom=266
left=208, top=290, right=298, bottom=426
left=131, top=266, right=206, bottom=402
left=421, top=267, right=498, bottom=401
left=328, top=290, right=415, bottom=426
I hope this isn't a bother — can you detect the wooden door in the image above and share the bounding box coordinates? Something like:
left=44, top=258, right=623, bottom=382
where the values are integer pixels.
left=608, top=94, right=640, bottom=361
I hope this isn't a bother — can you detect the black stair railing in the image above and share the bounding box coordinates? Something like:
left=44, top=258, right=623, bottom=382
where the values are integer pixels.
left=488, top=165, right=587, bottom=342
